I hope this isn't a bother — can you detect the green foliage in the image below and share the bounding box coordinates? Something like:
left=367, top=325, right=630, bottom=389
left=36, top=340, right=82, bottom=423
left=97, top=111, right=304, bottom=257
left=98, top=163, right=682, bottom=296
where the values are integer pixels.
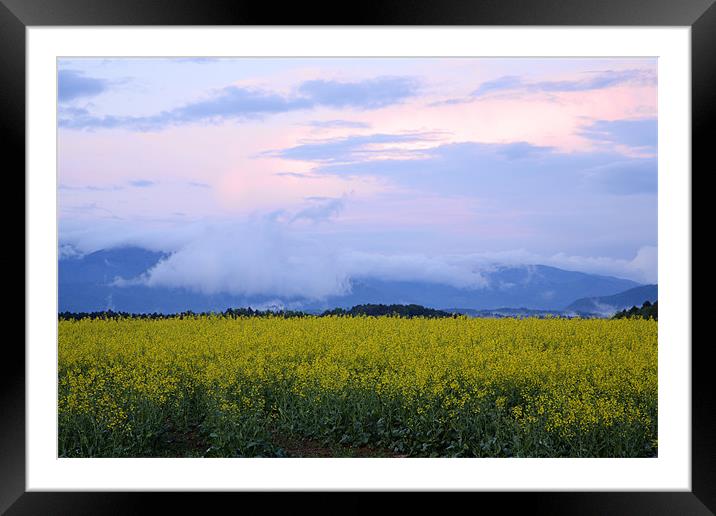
left=613, top=301, right=658, bottom=321
left=321, top=304, right=455, bottom=318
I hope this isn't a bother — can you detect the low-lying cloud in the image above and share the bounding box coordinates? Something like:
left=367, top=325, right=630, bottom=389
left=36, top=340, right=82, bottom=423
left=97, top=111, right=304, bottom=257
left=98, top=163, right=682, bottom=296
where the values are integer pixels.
left=138, top=222, right=351, bottom=299
left=61, top=213, right=657, bottom=301
left=291, top=197, right=345, bottom=222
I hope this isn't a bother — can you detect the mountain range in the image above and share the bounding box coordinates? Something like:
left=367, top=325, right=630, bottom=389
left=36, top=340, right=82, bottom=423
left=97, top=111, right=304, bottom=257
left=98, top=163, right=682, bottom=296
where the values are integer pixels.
left=566, top=284, right=658, bottom=315
left=59, top=247, right=651, bottom=316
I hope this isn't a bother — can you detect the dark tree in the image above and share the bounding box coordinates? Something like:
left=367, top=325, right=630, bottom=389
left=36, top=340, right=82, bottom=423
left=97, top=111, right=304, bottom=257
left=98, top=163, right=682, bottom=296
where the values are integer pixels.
left=613, top=300, right=658, bottom=321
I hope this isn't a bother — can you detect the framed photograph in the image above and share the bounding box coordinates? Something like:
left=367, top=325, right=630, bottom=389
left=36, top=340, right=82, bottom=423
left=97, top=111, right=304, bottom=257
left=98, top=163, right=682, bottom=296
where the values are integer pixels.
left=7, top=0, right=711, bottom=512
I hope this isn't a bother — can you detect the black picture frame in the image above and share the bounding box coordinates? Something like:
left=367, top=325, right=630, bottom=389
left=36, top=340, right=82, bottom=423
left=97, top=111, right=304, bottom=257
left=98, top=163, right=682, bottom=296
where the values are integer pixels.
left=5, top=0, right=711, bottom=512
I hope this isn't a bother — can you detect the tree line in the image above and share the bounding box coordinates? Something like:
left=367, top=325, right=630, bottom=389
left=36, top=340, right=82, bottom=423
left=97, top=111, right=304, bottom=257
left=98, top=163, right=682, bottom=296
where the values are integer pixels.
left=612, top=301, right=658, bottom=321
left=58, top=304, right=457, bottom=321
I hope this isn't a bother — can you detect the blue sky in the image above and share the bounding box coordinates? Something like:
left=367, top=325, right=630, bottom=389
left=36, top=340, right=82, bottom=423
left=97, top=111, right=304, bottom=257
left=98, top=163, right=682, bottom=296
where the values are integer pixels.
left=58, top=57, right=657, bottom=297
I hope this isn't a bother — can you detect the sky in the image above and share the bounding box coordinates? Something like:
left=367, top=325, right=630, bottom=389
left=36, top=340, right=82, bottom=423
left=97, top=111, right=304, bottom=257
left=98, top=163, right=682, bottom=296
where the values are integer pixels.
left=57, top=57, right=657, bottom=298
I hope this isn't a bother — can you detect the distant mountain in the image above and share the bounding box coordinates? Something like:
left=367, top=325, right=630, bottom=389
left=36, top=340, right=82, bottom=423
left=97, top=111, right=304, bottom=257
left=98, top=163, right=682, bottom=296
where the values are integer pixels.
left=59, top=247, right=295, bottom=313
left=445, top=307, right=594, bottom=318
left=59, top=247, right=169, bottom=285
left=566, top=284, right=658, bottom=315
left=58, top=246, right=642, bottom=314
left=317, top=266, right=639, bottom=312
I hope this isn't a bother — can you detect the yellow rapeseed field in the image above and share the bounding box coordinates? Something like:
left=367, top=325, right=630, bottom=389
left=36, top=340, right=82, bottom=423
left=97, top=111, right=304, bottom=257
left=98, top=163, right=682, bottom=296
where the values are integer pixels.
left=58, top=315, right=657, bottom=457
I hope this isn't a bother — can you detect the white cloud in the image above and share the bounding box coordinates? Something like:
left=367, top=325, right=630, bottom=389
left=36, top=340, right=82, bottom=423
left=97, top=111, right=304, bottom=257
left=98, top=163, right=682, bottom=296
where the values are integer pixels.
left=291, top=196, right=345, bottom=223
left=135, top=220, right=350, bottom=299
